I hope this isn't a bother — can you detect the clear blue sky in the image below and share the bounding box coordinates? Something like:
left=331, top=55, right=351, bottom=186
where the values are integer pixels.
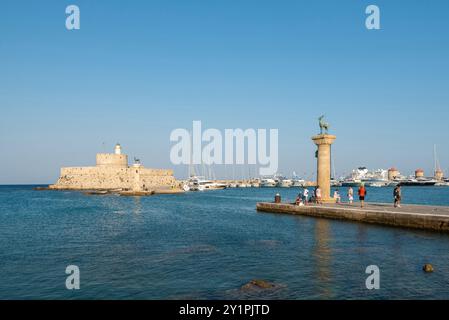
left=1, top=0, right=449, bottom=183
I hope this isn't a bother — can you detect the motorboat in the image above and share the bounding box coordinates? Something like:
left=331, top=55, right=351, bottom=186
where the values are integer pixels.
left=276, top=179, right=293, bottom=188
left=188, top=176, right=226, bottom=191
left=340, top=179, right=362, bottom=187
left=331, top=179, right=342, bottom=187
left=398, top=178, right=437, bottom=186
left=260, top=178, right=277, bottom=187
left=291, top=179, right=305, bottom=187
left=237, top=182, right=249, bottom=188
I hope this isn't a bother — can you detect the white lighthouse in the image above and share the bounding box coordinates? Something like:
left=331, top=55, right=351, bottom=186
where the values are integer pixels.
left=114, top=143, right=122, bottom=155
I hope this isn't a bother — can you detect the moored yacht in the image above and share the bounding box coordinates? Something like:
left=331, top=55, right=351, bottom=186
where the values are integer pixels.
left=341, top=179, right=362, bottom=187
left=188, top=176, right=226, bottom=191
left=277, top=178, right=293, bottom=188
left=291, top=179, right=305, bottom=187
left=398, top=178, right=437, bottom=186
left=260, top=178, right=277, bottom=187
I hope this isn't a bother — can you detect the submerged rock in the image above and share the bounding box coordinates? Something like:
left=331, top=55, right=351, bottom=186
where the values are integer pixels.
left=241, top=279, right=277, bottom=291
left=423, top=264, right=434, bottom=273
left=33, top=187, right=50, bottom=191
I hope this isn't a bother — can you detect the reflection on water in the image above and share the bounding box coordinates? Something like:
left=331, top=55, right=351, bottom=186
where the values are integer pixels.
left=313, top=219, right=332, bottom=298
left=132, top=196, right=142, bottom=216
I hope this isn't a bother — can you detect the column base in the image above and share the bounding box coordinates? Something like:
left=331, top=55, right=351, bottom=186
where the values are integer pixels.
left=319, top=198, right=337, bottom=204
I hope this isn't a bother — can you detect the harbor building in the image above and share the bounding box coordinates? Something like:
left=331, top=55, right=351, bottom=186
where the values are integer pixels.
left=388, top=167, right=400, bottom=181
left=435, top=169, right=444, bottom=181
left=415, top=168, right=425, bottom=178
left=49, top=144, right=176, bottom=191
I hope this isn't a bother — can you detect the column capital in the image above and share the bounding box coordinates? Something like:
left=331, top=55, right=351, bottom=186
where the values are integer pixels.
left=311, top=134, right=336, bottom=145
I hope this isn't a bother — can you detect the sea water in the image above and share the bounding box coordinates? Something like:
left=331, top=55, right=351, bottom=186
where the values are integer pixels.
left=1, top=185, right=449, bottom=299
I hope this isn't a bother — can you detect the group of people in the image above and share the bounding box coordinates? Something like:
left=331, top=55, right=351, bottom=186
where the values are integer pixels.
left=295, top=186, right=316, bottom=205
left=295, top=184, right=402, bottom=208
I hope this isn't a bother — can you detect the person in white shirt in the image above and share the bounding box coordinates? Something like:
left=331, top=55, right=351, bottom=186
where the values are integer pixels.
left=348, top=187, right=354, bottom=204
left=315, top=186, right=322, bottom=204
left=303, top=187, right=309, bottom=204
left=333, top=189, right=341, bottom=203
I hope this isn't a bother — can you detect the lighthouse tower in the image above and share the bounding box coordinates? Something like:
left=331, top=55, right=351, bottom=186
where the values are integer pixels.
left=114, top=143, right=122, bottom=155
left=96, top=143, right=128, bottom=167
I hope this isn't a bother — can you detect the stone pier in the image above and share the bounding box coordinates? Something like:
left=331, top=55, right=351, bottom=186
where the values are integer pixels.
left=256, top=202, right=449, bottom=232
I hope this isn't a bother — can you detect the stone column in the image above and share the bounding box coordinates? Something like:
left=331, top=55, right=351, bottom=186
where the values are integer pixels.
left=312, top=134, right=336, bottom=203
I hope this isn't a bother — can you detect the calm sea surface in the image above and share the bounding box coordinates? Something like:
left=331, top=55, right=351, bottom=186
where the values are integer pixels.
left=1, top=185, right=449, bottom=299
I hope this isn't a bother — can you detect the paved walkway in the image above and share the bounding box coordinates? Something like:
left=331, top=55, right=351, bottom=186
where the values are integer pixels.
left=256, top=202, right=449, bottom=232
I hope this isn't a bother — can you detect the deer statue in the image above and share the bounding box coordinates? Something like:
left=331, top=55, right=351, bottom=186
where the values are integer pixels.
left=318, top=115, right=330, bottom=134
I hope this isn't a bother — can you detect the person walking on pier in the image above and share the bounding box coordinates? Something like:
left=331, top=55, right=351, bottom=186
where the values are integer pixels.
left=348, top=187, right=354, bottom=204
left=394, top=185, right=402, bottom=208
left=315, top=186, right=322, bottom=204
left=358, top=183, right=367, bottom=208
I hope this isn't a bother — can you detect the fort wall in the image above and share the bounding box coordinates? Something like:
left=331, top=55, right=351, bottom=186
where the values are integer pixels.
left=51, top=166, right=175, bottom=190
left=50, top=146, right=176, bottom=191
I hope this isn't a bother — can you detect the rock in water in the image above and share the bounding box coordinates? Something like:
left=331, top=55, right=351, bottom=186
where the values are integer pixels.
left=241, top=279, right=276, bottom=291
left=423, top=264, right=434, bottom=272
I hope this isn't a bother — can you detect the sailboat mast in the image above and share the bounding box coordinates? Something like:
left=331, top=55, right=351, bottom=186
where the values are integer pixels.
left=434, top=144, right=437, bottom=173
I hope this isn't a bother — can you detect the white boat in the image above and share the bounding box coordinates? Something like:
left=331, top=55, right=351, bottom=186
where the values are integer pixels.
left=341, top=167, right=389, bottom=187
left=260, top=178, right=277, bottom=187
left=368, top=181, right=388, bottom=187
left=291, top=179, right=305, bottom=187
left=291, top=172, right=305, bottom=187
left=341, top=179, right=362, bottom=187
left=188, top=176, right=226, bottom=191
left=187, top=177, right=203, bottom=191
left=277, top=179, right=293, bottom=188
left=365, top=180, right=390, bottom=187
left=331, top=179, right=342, bottom=187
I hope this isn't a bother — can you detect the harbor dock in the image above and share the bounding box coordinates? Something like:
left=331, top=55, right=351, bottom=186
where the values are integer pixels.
left=256, top=202, right=449, bottom=232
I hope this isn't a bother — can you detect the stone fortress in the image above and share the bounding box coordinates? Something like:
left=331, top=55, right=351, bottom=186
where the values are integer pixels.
left=49, top=144, right=176, bottom=191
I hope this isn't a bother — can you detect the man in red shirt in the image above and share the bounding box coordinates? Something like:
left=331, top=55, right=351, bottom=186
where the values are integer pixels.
left=358, top=183, right=367, bottom=208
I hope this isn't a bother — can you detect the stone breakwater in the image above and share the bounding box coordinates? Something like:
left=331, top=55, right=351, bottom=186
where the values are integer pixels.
left=256, top=202, right=449, bottom=232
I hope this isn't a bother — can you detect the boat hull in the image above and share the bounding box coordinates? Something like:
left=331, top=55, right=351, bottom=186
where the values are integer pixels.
left=399, top=181, right=436, bottom=186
